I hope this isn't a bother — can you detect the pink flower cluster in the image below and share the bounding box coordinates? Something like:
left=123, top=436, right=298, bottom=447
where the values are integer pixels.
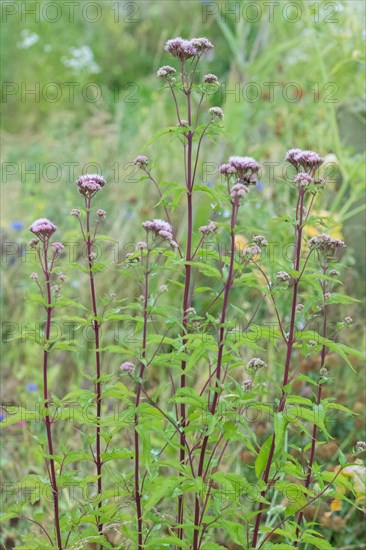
left=286, top=149, right=324, bottom=172
left=52, top=242, right=64, bottom=253
left=198, top=221, right=217, bottom=236
left=142, top=219, right=178, bottom=248
left=294, top=172, right=313, bottom=187
left=29, top=218, right=57, bottom=238
left=164, top=37, right=213, bottom=60
left=76, top=174, right=106, bottom=197
left=134, top=155, right=149, bottom=168
left=120, top=361, right=135, bottom=373
left=228, top=156, right=261, bottom=173
left=309, top=233, right=346, bottom=257
left=219, top=155, right=261, bottom=185
left=230, top=183, right=249, bottom=201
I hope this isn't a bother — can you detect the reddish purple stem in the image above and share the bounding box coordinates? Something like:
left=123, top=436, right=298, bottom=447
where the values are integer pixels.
left=294, top=266, right=328, bottom=544
left=42, top=240, right=63, bottom=549
left=85, top=198, right=103, bottom=537
left=134, top=248, right=150, bottom=549
left=193, top=201, right=238, bottom=550
left=252, top=189, right=306, bottom=547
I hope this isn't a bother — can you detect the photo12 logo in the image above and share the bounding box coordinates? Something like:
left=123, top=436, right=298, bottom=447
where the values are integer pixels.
left=202, top=2, right=341, bottom=24
left=1, top=2, right=140, bottom=24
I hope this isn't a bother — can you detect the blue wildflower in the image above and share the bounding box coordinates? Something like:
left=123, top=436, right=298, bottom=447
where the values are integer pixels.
left=11, top=221, right=24, bottom=231
left=256, top=181, right=264, bottom=191
left=26, top=383, right=38, bottom=392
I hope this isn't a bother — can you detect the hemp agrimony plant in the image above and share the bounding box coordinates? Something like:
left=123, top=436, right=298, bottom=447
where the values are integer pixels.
left=27, top=220, right=65, bottom=549
left=6, top=36, right=364, bottom=550
left=72, top=175, right=107, bottom=538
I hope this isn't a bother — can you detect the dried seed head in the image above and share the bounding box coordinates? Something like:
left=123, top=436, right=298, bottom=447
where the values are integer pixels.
left=329, top=269, right=340, bottom=278
left=30, top=272, right=38, bottom=280
left=203, top=73, right=219, bottom=84
left=71, top=208, right=80, bottom=216
left=252, top=235, right=268, bottom=247
left=356, top=441, right=366, bottom=453
left=209, top=106, right=224, bottom=120
left=276, top=271, right=291, bottom=283
left=29, top=238, right=40, bottom=248
left=159, top=284, right=168, bottom=293
left=97, top=209, right=106, bottom=219
left=319, top=367, right=328, bottom=378
left=157, top=65, right=176, bottom=78
left=344, top=316, right=353, bottom=325
left=242, top=379, right=254, bottom=391
left=296, top=304, right=304, bottom=312
left=247, top=358, right=267, bottom=371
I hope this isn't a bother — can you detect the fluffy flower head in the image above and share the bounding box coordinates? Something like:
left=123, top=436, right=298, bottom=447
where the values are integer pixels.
left=76, top=174, right=106, bottom=197
left=29, top=218, right=57, bottom=238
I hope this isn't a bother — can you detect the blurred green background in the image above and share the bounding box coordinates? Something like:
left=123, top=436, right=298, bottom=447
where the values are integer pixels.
left=1, top=0, right=365, bottom=547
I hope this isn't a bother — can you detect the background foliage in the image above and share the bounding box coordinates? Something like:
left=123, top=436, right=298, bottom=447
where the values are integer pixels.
left=1, top=1, right=365, bottom=548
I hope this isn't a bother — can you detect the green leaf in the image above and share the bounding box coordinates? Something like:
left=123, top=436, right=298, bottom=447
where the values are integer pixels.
left=136, top=425, right=151, bottom=473
left=144, top=477, right=180, bottom=513
left=274, top=412, right=287, bottom=454
left=326, top=292, right=360, bottom=305
left=201, top=544, right=228, bottom=550
left=185, top=261, right=223, bottom=280
left=255, top=436, right=273, bottom=478
left=171, top=387, right=205, bottom=409
left=301, top=534, right=334, bottom=549
left=63, top=451, right=92, bottom=466
left=145, top=536, right=189, bottom=549
left=142, top=126, right=178, bottom=148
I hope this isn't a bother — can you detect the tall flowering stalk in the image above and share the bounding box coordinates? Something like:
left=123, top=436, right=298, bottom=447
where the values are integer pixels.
left=133, top=226, right=173, bottom=548
left=295, top=234, right=346, bottom=544
left=29, top=219, right=64, bottom=550
left=133, top=236, right=150, bottom=550
left=72, top=174, right=106, bottom=537
left=252, top=149, right=326, bottom=547
left=136, top=37, right=223, bottom=540
left=192, top=158, right=260, bottom=549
